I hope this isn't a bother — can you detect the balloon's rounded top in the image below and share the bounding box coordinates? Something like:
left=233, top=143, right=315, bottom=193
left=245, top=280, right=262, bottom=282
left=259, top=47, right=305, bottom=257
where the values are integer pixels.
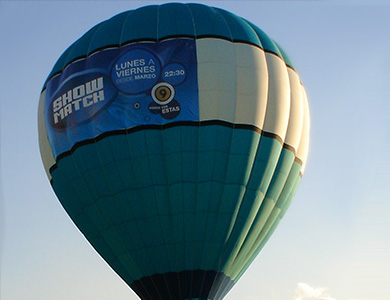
left=44, top=3, right=295, bottom=88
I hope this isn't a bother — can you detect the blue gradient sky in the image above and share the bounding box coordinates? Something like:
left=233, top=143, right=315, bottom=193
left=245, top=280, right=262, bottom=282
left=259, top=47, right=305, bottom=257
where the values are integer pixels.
left=1, top=1, right=389, bottom=300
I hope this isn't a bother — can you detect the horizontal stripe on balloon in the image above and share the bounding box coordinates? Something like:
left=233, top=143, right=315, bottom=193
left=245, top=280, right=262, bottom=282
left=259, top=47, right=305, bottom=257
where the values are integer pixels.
left=47, top=120, right=303, bottom=177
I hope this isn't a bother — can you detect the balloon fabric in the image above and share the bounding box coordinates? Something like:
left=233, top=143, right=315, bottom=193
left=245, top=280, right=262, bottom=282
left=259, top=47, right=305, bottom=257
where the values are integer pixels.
left=38, top=3, right=310, bottom=300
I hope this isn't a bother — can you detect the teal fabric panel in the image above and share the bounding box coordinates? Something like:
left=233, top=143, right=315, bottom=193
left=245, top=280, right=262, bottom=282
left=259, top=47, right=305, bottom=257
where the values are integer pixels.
left=275, top=162, right=303, bottom=211
left=55, top=153, right=97, bottom=208
left=247, top=137, right=283, bottom=192
left=120, top=6, right=159, bottom=43
left=274, top=42, right=295, bottom=70
left=205, top=129, right=262, bottom=273
left=233, top=162, right=302, bottom=283
left=266, top=149, right=296, bottom=201
left=244, top=20, right=282, bottom=56
left=52, top=162, right=138, bottom=283
left=131, top=127, right=180, bottom=273
left=219, top=136, right=282, bottom=276
left=43, top=3, right=287, bottom=89
left=72, top=142, right=105, bottom=170
left=87, top=11, right=129, bottom=51
left=157, top=3, right=196, bottom=38
left=211, top=126, right=232, bottom=183
left=50, top=125, right=303, bottom=290
left=214, top=8, right=262, bottom=47
left=196, top=125, right=234, bottom=271
left=83, top=220, right=136, bottom=282
left=109, top=134, right=134, bottom=160
left=227, top=147, right=295, bottom=280
left=188, top=4, right=232, bottom=39
left=65, top=25, right=101, bottom=61
left=51, top=166, right=82, bottom=217
left=197, top=126, right=218, bottom=181
left=225, top=129, right=259, bottom=185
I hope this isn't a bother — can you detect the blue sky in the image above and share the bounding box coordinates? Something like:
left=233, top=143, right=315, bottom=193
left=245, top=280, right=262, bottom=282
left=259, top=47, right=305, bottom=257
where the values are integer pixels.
left=0, top=1, right=389, bottom=300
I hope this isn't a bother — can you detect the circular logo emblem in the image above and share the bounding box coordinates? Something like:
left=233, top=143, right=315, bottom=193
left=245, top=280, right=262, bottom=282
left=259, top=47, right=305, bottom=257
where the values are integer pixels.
left=151, top=82, right=175, bottom=105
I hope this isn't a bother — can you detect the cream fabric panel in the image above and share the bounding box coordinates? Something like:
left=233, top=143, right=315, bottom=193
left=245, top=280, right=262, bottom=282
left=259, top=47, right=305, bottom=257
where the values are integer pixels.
left=284, top=68, right=304, bottom=152
left=261, top=53, right=290, bottom=141
left=196, top=39, right=309, bottom=151
left=197, top=39, right=269, bottom=129
left=297, top=86, right=310, bottom=174
left=38, top=91, right=55, bottom=180
left=197, top=39, right=236, bottom=122
left=234, top=43, right=268, bottom=129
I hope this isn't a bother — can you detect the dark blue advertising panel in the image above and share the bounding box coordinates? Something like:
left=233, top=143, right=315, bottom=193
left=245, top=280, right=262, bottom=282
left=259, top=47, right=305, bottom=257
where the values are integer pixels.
left=45, top=39, right=199, bottom=159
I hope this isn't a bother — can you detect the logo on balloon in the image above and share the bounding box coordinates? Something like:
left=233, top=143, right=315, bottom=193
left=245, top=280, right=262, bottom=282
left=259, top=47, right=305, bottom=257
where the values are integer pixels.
left=151, top=82, right=175, bottom=105
left=44, top=38, right=198, bottom=158
left=149, top=82, right=181, bottom=119
left=48, top=73, right=117, bottom=129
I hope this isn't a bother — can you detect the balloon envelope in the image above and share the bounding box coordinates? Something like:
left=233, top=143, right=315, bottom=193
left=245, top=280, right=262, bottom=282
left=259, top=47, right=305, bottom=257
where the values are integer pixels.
left=38, top=3, right=310, bottom=300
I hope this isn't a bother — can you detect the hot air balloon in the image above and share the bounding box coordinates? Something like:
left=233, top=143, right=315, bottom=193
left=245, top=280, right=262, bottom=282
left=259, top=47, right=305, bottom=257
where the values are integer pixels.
left=38, top=3, right=310, bottom=300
